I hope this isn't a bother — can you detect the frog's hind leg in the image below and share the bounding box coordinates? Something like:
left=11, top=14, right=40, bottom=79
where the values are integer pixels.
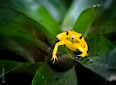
left=77, top=46, right=87, bottom=57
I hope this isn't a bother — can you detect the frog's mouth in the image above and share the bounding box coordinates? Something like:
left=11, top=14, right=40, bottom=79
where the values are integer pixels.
left=72, top=38, right=79, bottom=43
left=76, top=40, right=79, bottom=42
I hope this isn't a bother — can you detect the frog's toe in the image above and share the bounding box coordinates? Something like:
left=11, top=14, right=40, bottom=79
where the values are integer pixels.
left=51, top=57, right=58, bottom=64
left=74, top=55, right=82, bottom=60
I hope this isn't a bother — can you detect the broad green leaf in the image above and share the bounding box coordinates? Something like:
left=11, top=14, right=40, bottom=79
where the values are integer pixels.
left=0, top=60, right=42, bottom=76
left=87, top=0, right=116, bottom=36
left=0, top=0, right=61, bottom=40
left=79, top=35, right=116, bottom=81
left=0, top=7, right=51, bottom=62
left=61, top=0, right=103, bottom=31
left=73, top=7, right=100, bottom=37
left=32, top=63, right=77, bottom=85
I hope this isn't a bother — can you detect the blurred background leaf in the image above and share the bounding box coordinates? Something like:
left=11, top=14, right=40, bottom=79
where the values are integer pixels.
left=0, top=0, right=61, bottom=40
left=0, top=7, right=51, bottom=62
left=33, top=0, right=72, bottom=23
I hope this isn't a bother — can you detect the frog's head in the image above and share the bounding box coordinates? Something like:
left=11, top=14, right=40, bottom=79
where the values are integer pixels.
left=66, top=30, right=83, bottom=43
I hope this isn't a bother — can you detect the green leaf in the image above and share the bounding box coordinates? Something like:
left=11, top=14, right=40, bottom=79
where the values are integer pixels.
left=34, top=0, right=69, bottom=23
left=0, top=0, right=61, bottom=40
left=61, top=0, right=103, bottom=31
left=87, top=0, right=116, bottom=36
left=0, top=60, right=42, bottom=76
left=0, top=7, right=51, bottom=62
left=32, top=63, right=78, bottom=85
left=73, top=7, right=99, bottom=37
left=80, top=35, right=116, bottom=81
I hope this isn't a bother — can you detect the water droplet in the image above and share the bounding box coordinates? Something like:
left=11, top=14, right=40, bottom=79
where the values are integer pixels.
left=93, top=4, right=100, bottom=7
left=42, top=76, right=44, bottom=79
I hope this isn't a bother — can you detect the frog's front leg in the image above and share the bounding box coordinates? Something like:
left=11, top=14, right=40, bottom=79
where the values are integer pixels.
left=76, top=46, right=87, bottom=59
left=51, top=41, right=65, bottom=63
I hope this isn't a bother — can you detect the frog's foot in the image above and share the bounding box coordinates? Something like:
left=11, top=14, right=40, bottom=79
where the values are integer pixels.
left=51, top=55, right=58, bottom=64
left=74, top=55, right=82, bottom=60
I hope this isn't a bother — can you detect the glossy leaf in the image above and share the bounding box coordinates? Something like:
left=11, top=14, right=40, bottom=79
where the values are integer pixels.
left=61, top=0, right=102, bottom=31
left=0, top=0, right=61, bottom=40
left=80, top=35, right=116, bottom=81
left=73, top=7, right=100, bottom=37
left=32, top=63, right=78, bottom=85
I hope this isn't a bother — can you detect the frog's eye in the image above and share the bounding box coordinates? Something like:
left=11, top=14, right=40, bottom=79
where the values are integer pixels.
left=66, top=31, right=69, bottom=35
left=79, top=35, right=82, bottom=39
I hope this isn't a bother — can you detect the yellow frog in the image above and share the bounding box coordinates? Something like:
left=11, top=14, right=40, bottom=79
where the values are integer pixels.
left=51, top=30, right=88, bottom=63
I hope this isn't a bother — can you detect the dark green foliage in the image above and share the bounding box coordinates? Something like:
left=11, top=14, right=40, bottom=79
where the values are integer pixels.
left=0, top=0, right=116, bottom=85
